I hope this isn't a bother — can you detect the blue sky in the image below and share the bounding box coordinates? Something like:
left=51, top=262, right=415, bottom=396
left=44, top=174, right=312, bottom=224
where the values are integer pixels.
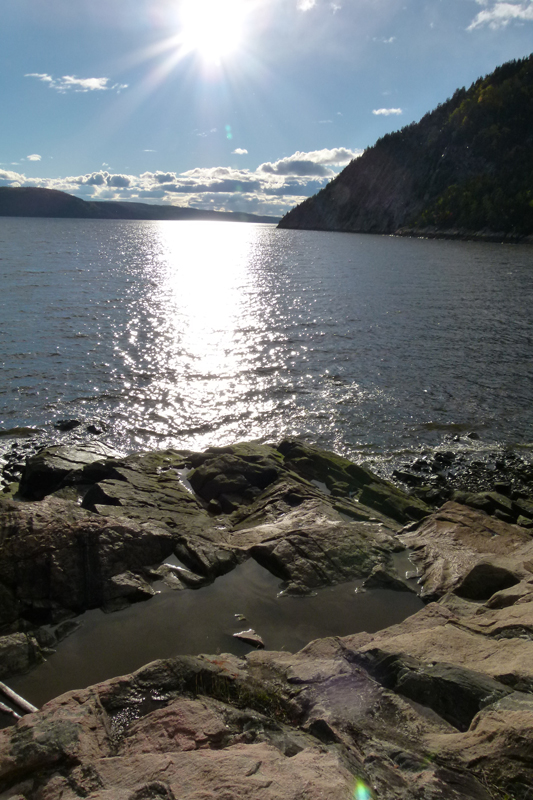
left=1, top=0, right=532, bottom=217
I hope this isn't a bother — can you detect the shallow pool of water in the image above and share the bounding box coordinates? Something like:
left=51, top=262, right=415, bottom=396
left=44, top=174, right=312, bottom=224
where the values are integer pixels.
left=8, top=559, right=423, bottom=708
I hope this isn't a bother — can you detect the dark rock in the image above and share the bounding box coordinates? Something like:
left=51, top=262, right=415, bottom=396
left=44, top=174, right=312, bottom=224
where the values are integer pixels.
left=19, top=443, right=120, bottom=500
left=53, top=620, right=81, bottom=642
left=0, top=494, right=176, bottom=633
left=358, top=481, right=430, bottom=523
left=455, top=562, right=520, bottom=601
left=278, top=439, right=377, bottom=494
left=513, top=497, right=533, bottom=520
left=188, top=446, right=282, bottom=505
left=53, top=419, right=82, bottom=432
left=494, top=481, right=511, bottom=496
left=0, top=633, right=43, bottom=679
left=86, top=424, right=106, bottom=435
left=354, top=648, right=513, bottom=731
left=392, top=470, right=425, bottom=486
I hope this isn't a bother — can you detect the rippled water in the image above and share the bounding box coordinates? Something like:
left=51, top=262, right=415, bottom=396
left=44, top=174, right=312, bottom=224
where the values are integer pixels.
left=2, top=217, right=533, bottom=469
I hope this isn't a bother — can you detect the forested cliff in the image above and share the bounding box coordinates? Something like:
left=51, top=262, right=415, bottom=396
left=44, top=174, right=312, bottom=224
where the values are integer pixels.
left=278, top=54, right=533, bottom=238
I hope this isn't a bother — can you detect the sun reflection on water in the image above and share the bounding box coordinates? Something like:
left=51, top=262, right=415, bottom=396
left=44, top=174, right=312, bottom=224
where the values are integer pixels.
left=108, top=219, right=383, bottom=455
left=154, top=219, right=254, bottom=352
left=119, top=220, right=282, bottom=448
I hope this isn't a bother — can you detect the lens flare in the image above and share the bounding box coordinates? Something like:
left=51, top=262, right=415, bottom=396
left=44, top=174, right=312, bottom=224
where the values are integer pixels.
left=354, top=779, right=373, bottom=800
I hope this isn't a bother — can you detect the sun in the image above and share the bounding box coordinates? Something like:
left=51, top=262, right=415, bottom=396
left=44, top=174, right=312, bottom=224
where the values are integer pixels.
left=179, top=0, right=248, bottom=63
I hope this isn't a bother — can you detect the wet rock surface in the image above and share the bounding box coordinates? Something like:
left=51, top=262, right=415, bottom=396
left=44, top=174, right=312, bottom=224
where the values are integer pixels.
left=393, top=445, right=533, bottom=525
left=0, top=440, right=426, bottom=662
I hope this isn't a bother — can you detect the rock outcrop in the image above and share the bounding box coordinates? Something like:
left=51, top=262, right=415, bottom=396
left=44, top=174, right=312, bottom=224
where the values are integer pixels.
left=1, top=442, right=533, bottom=797
left=0, top=440, right=431, bottom=677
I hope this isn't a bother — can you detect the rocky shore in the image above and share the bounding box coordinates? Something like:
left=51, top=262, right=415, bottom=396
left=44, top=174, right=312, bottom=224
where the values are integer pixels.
left=1, top=438, right=533, bottom=798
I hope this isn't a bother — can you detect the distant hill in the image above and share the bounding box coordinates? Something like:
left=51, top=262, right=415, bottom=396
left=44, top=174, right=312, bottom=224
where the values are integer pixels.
left=0, top=187, right=279, bottom=224
left=279, top=54, right=533, bottom=240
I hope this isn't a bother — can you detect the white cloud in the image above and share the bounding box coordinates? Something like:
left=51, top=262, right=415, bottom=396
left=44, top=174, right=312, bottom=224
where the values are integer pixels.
left=0, top=169, right=24, bottom=185
left=259, top=147, right=361, bottom=177
left=232, top=148, right=248, bottom=155
left=297, top=0, right=316, bottom=9
left=26, top=154, right=42, bottom=161
left=25, top=73, right=128, bottom=93
left=61, top=76, right=109, bottom=91
left=25, top=73, right=54, bottom=83
left=372, top=107, right=403, bottom=115
left=468, top=0, right=533, bottom=29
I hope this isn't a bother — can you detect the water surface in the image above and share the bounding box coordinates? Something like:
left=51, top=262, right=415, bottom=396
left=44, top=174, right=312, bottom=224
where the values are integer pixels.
left=1, top=217, right=532, bottom=473
left=9, top=559, right=423, bottom=708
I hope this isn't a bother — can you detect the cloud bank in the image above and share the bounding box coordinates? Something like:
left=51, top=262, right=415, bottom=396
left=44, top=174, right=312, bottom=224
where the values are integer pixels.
left=0, top=147, right=361, bottom=218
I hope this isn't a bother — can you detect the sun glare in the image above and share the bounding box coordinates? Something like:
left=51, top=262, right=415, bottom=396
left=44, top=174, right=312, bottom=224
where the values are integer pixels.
left=179, top=0, right=248, bottom=62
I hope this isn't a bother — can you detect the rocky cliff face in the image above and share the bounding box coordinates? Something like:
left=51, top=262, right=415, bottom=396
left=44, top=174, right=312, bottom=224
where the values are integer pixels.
left=279, top=54, right=533, bottom=238
left=278, top=144, right=425, bottom=234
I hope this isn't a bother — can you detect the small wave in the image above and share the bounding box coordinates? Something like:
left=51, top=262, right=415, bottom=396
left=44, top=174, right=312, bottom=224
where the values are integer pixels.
left=416, top=421, right=483, bottom=433
left=0, top=427, right=44, bottom=438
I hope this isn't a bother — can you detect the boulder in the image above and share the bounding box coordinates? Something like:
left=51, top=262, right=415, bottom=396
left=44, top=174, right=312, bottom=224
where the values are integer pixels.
left=188, top=445, right=282, bottom=504
left=0, top=633, right=43, bottom=679
left=19, top=443, right=120, bottom=500
left=0, top=495, right=175, bottom=633
left=230, top=494, right=398, bottom=593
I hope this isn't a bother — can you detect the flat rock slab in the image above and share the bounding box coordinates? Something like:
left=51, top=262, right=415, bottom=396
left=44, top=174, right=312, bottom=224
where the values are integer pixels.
left=233, top=629, right=265, bottom=648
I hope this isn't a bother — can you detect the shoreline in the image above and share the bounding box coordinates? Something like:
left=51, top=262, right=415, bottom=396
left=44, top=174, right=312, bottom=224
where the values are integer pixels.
left=277, top=220, right=533, bottom=244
